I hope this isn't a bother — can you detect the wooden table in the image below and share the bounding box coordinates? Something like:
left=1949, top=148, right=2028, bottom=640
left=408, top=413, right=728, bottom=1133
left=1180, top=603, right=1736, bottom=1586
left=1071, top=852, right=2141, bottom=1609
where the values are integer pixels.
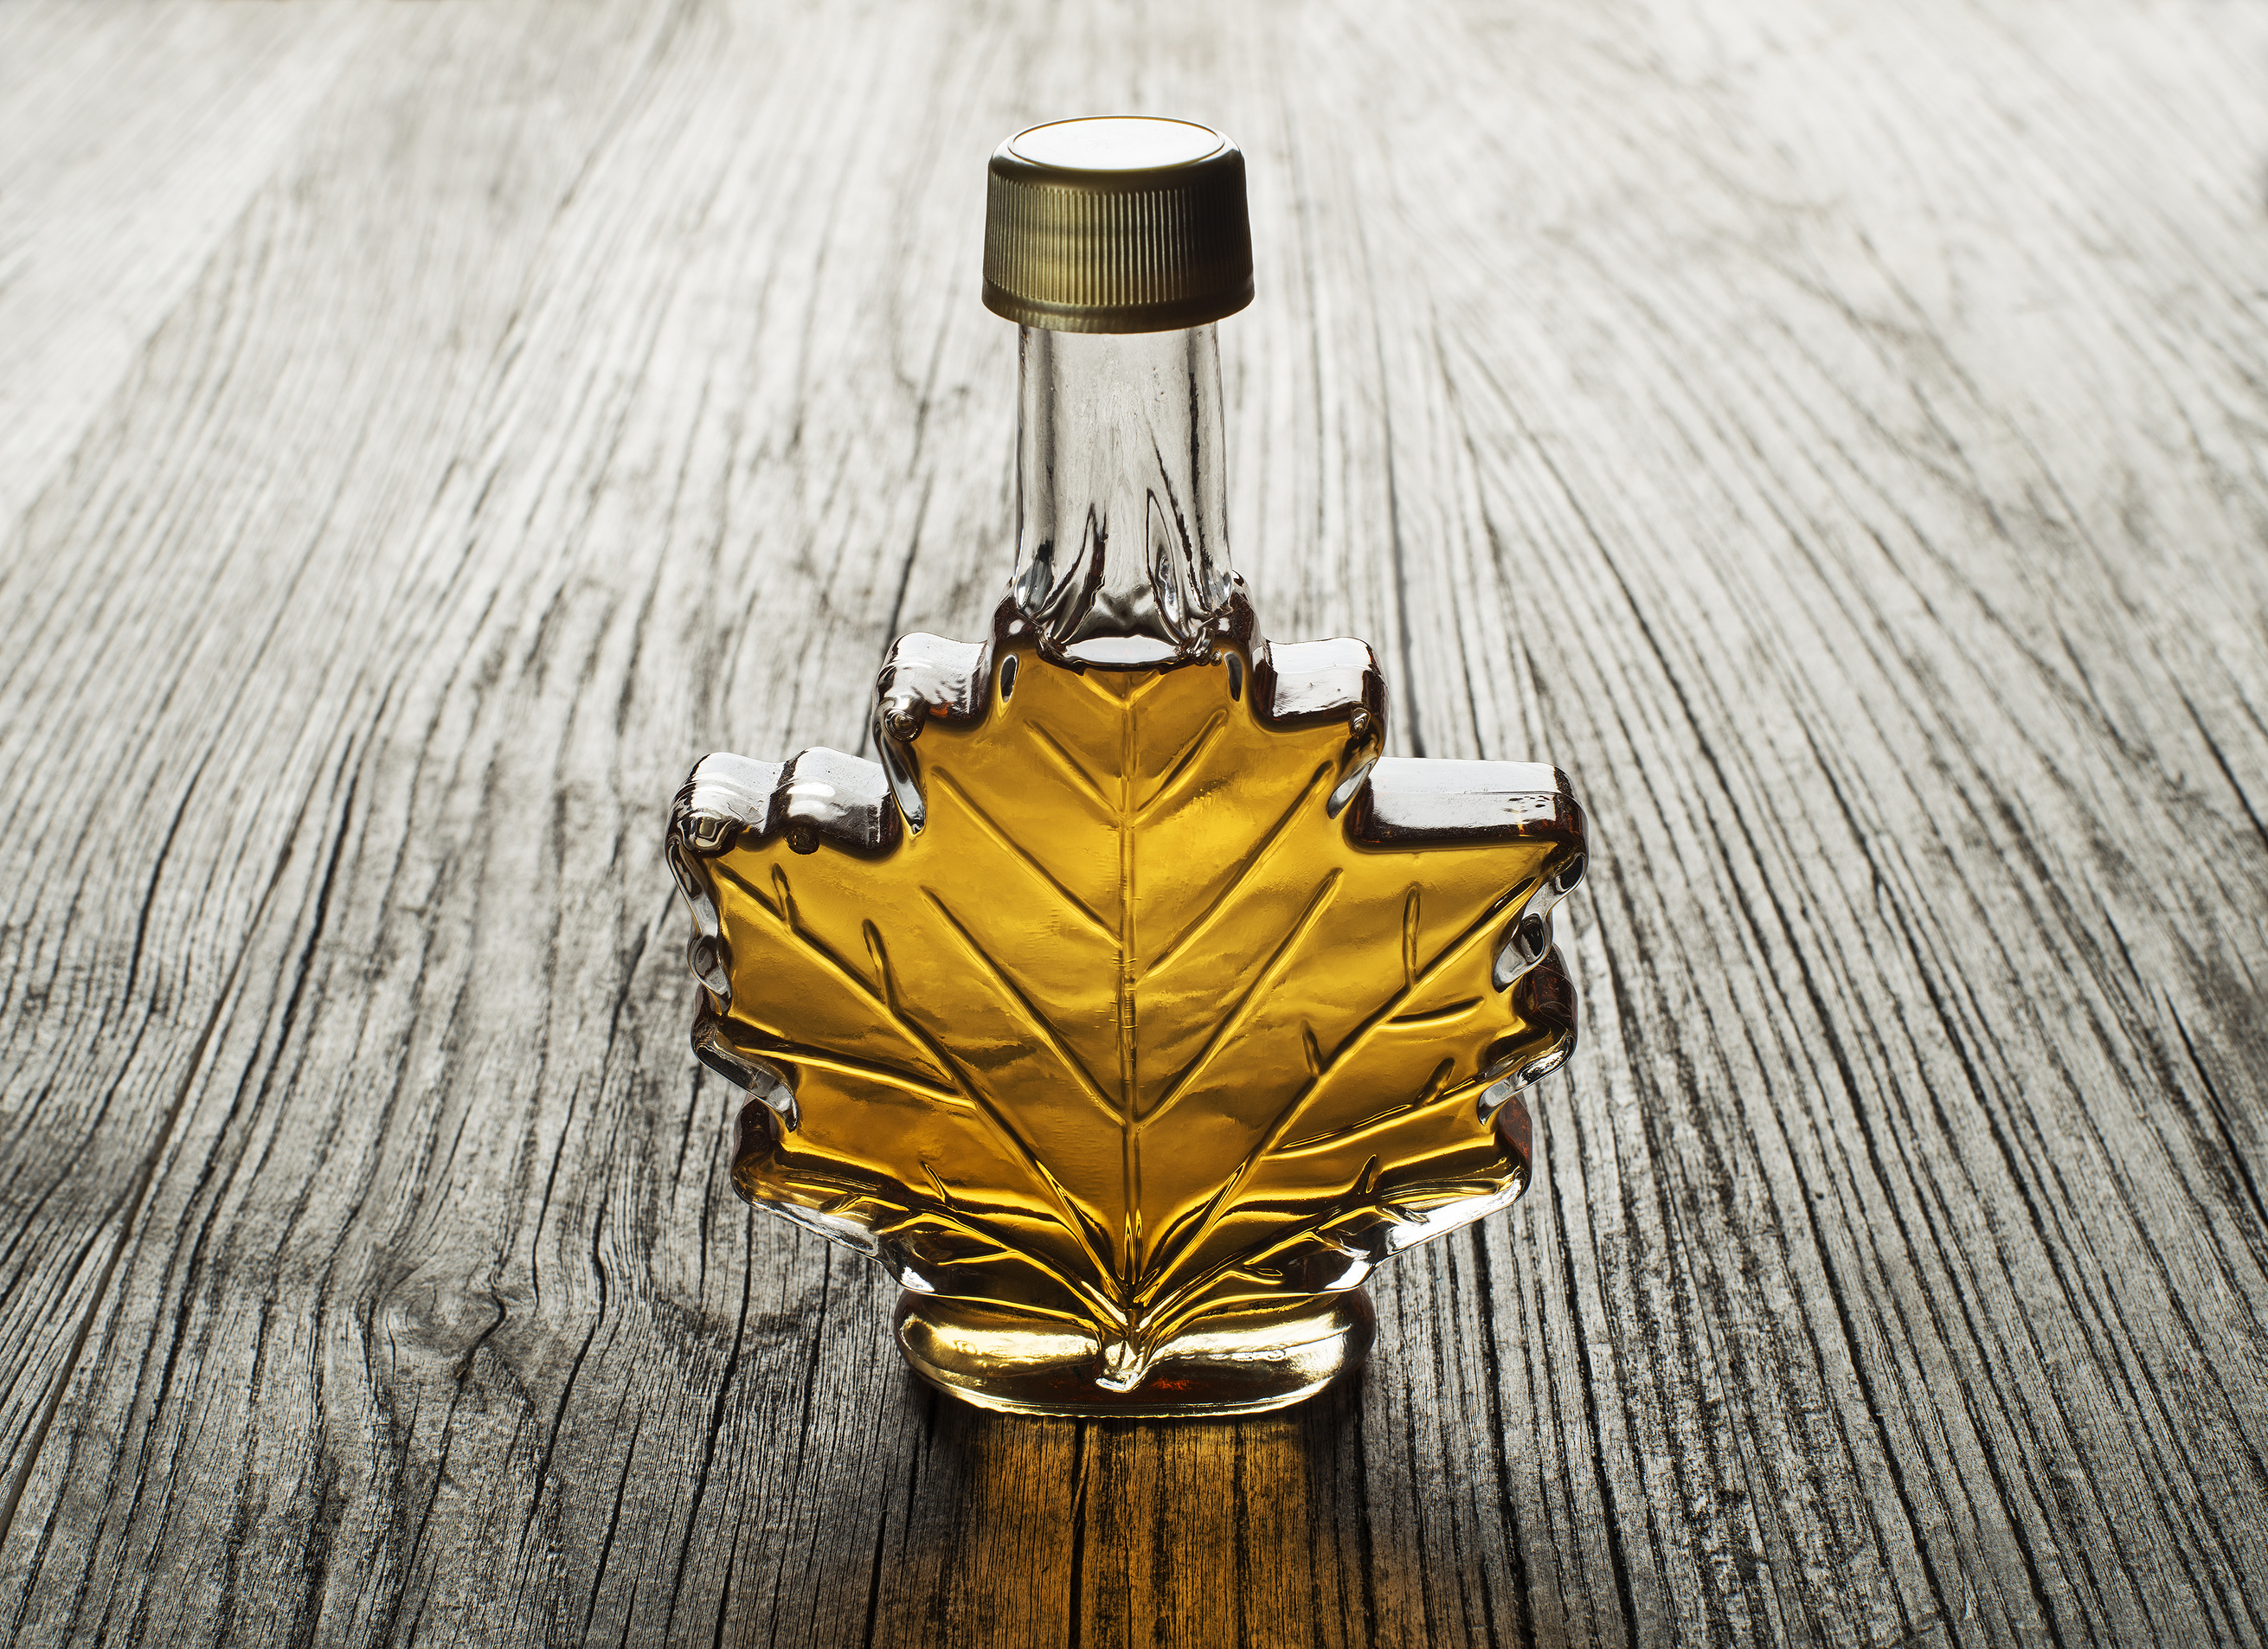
left=5, top=1, right=2266, bottom=1642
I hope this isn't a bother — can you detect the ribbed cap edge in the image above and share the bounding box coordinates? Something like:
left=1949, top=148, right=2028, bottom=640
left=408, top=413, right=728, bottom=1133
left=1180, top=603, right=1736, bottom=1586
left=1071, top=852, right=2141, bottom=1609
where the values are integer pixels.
left=982, top=121, right=1253, bottom=334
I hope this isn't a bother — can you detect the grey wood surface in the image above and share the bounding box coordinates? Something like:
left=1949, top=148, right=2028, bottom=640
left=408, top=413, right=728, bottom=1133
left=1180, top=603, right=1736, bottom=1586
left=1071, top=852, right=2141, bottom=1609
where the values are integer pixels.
left=5, top=0, right=2267, bottom=1643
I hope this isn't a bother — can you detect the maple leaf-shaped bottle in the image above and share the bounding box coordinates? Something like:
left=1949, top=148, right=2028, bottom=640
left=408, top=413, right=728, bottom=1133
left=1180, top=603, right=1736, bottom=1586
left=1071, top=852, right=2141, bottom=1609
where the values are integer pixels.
left=667, top=118, right=1587, bottom=1416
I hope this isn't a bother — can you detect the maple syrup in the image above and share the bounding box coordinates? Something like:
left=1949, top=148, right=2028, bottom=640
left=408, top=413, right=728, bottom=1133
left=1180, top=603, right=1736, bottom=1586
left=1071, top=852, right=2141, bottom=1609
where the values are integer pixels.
left=667, top=119, right=1585, bottom=1415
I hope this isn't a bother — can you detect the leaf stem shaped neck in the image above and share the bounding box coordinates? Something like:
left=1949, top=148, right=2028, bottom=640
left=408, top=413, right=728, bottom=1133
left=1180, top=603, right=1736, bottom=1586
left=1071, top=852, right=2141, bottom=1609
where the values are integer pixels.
left=1014, top=324, right=1234, bottom=668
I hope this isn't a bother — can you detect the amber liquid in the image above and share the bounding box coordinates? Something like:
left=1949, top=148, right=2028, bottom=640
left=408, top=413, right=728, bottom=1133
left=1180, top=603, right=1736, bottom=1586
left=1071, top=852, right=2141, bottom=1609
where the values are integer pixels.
left=693, top=626, right=1574, bottom=1413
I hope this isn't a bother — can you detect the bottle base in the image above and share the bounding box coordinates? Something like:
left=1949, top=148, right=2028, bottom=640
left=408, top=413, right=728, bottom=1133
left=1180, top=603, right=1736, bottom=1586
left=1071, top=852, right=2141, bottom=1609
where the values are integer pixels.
left=893, top=1289, right=1373, bottom=1418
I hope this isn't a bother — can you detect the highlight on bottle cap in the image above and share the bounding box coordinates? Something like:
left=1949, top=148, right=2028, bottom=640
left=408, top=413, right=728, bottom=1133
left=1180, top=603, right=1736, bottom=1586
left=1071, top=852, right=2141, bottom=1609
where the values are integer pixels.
left=982, top=117, right=1254, bottom=334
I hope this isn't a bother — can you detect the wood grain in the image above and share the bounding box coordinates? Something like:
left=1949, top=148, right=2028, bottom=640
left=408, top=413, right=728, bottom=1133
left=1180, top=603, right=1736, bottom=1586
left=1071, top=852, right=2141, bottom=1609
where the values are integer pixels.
left=4, top=0, right=2266, bottom=1642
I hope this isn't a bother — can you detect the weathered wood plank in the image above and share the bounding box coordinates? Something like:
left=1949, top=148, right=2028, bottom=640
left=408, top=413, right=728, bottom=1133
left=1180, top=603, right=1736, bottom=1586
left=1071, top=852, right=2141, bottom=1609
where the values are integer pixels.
left=0, top=0, right=375, bottom=526
left=4, top=0, right=2267, bottom=1644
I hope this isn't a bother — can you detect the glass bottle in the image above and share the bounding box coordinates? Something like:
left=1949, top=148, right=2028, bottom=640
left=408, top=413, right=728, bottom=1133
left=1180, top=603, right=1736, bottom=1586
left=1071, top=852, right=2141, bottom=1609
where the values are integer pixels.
left=667, top=118, right=1587, bottom=1416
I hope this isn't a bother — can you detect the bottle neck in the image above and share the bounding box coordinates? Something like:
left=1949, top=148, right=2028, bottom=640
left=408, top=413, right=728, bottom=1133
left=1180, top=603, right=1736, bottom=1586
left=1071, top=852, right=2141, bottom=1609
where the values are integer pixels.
left=1013, top=324, right=1233, bottom=666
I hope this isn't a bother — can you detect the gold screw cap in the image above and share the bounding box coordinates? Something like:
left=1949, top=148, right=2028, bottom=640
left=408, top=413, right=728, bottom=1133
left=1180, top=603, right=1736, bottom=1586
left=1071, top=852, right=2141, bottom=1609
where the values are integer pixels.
left=983, top=118, right=1253, bottom=334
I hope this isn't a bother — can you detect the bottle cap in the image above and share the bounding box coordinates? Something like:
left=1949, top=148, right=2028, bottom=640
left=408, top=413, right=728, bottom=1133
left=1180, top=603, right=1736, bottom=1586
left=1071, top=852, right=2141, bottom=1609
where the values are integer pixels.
left=983, top=118, right=1253, bottom=334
